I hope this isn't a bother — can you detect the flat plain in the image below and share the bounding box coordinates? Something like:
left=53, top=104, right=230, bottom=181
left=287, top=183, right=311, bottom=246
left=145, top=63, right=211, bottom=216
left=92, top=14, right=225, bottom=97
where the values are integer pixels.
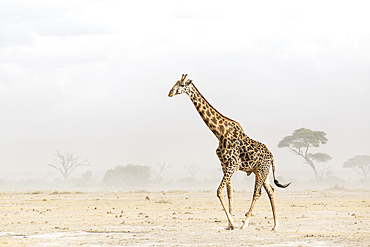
left=1, top=189, right=369, bottom=246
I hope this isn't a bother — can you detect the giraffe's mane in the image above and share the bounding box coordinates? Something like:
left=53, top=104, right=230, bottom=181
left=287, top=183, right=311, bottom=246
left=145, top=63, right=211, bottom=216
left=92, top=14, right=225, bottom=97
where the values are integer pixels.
left=191, top=83, right=241, bottom=126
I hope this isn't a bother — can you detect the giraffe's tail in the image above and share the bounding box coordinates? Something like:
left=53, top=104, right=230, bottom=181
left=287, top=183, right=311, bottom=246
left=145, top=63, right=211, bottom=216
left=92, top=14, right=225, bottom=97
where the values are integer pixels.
left=271, top=159, right=291, bottom=188
left=274, top=179, right=291, bottom=188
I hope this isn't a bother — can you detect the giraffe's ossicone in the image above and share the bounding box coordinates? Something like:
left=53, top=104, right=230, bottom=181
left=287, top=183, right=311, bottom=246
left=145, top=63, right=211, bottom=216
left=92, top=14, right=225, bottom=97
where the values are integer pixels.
left=169, top=74, right=290, bottom=231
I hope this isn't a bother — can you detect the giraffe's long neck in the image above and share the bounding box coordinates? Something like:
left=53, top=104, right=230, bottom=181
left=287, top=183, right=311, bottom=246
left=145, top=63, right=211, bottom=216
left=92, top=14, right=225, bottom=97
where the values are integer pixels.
left=187, top=83, right=239, bottom=140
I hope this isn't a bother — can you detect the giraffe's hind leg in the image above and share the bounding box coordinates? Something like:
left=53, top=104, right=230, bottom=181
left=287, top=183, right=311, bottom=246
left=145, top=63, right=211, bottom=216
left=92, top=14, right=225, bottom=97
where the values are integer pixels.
left=263, top=178, right=279, bottom=231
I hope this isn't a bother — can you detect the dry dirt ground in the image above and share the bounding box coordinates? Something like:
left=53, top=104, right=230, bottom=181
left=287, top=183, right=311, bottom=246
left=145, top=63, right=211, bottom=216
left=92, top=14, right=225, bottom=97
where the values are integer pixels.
left=1, top=189, right=369, bottom=246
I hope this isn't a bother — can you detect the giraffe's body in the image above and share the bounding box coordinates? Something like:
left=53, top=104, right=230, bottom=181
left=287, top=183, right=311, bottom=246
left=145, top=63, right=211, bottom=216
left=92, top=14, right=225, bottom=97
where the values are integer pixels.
left=169, top=74, right=290, bottom=230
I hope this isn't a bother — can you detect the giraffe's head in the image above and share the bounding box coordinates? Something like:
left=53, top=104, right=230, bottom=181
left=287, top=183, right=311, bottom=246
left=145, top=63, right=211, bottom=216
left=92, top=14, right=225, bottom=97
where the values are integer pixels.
left=168, top=74, right=192, bottom=97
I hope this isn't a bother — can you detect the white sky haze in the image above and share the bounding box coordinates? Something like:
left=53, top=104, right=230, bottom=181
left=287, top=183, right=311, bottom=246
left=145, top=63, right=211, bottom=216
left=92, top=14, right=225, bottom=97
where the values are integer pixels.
left=1, top=1, right=369, bottom=181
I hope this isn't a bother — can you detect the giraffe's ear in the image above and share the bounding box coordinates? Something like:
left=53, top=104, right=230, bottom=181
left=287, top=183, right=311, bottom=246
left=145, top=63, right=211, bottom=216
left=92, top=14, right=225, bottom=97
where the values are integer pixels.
left=185, top=79, right=192, bottom=86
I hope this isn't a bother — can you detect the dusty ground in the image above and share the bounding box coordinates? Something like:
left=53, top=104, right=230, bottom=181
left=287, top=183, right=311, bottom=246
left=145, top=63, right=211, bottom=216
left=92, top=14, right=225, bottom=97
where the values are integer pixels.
left=1, top=189, right=369, bottom=246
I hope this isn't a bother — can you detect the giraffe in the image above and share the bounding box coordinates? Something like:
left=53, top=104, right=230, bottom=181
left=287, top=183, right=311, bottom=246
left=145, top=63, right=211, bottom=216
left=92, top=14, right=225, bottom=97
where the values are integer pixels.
left=168, top=74, right=291, bottom=231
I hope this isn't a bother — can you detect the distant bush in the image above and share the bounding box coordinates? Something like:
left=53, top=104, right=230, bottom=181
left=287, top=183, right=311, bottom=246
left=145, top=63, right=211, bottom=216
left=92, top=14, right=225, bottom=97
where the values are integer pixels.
left=103, top=164, right=151, bottom=187
left=70, top=170, right=94, bottom=187
left=310, top=175, right=345, bottom=188
left=177, top=177, right=197, bottom=185
left=318, top=175, right=344, bottom=184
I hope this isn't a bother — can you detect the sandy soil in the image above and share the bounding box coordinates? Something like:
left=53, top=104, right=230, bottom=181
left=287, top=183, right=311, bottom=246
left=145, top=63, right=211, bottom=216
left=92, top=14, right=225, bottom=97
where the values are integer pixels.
left=1, top=189, right=369, bottom=246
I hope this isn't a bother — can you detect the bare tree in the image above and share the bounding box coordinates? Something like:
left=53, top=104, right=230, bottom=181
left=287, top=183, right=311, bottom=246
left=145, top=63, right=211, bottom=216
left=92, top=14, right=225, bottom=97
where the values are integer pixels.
left=151, top=161, right=172, bottom=180
left=184, top=163, right=201, bottom=178
left=49, top=150, right=91, bottom=181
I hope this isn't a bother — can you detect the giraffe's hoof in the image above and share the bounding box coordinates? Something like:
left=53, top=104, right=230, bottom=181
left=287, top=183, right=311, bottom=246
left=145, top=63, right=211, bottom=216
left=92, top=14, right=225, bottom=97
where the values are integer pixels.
left=225, top=225, right=235, bottom=230
left=271, top=222, right=279, bottom=231
left=240, top=220, right=249, bottom=230
left=240, top=224, right=248, bottom=230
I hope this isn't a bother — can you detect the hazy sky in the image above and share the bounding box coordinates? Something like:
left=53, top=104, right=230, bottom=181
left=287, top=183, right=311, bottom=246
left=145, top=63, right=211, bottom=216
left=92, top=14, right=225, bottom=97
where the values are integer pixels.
left=1, top=1, right=369, bottom=181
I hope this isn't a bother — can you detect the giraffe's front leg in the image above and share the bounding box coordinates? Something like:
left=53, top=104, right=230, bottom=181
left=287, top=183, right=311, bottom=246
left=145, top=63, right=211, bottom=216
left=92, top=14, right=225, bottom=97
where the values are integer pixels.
left=240, top=172, right=264, bottom=230
left=217, top=171, right=236, bottom=230
left=225, top=181, right=234, bottom=230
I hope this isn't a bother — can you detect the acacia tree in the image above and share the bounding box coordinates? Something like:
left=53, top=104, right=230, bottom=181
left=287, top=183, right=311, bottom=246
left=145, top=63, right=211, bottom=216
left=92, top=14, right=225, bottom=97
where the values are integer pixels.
left=343, top=155, right=370, bottom=180
left=278, top=128, right=332, bottom=179
left=49, top=150, right=91, bottom=181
